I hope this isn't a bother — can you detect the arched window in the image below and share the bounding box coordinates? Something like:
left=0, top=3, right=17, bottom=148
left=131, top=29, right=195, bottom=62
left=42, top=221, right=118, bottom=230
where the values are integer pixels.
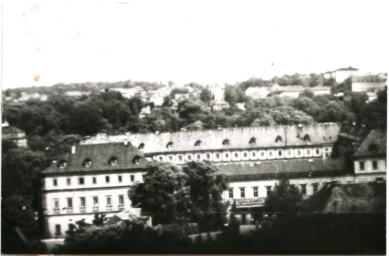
left=132, top=155, right=141, bottom=165
left=109, top=156, right=118, bottom=166
left=222, top=139, right=230, bottom=145
left=82, top=158, right=92, bottom=167
left=303, top=134, right=311, bottom=142
left=194, top=140, right=202, bottom=146
left=249, top=137, right=256, bottom=145
left=58, top=160, right=67, bottom=169
left=275, top=135, right=282, bottom=143
left=166, top=141, right=173, bottom=148
left=368, top=143, right=379, bottom=153
left=138, top=143, right=145, bottom=150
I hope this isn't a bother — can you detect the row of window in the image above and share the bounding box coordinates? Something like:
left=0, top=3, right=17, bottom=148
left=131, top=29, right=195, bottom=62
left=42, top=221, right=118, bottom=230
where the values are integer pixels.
left=57, top=156, right=141, bottom=169
left=142, top=134, right=314, bottom=150
left=359, top=160, right=379, bottom=171
left=52, top=174, right=137, bottom=187
left=155, top=148, right=329, bottom=162
left=52, top=195, right=125, bottom=214
left=228, top=183, right=319, bottom=199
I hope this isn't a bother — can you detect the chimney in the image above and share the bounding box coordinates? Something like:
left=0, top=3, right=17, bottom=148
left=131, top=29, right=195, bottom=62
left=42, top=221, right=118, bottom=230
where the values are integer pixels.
left=71, top=145, right=76, bottom=154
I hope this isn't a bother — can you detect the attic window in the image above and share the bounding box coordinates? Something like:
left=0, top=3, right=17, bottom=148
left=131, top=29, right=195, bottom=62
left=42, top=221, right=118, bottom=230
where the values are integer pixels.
left=368, top=143, right=379, bottom=153
left=132, top=155, right=141, bottom=165
left=194, top=140, right=202, bottom=146
left=166, top=141, right=173, bottom=148
left=138, top=143, right=145, bottom=150
left=303, top=134, right=311, bottom=142
left=58, top=160, right=67, bottom=169
left=83, top=158, right=92, bottom=168
left=109, top=157, right=118, bottom=166
left=275, top=136, right=282, bottom=143
left=222, top=139, right=230, bottom=145
left=249, top=137, right=256, bottom=145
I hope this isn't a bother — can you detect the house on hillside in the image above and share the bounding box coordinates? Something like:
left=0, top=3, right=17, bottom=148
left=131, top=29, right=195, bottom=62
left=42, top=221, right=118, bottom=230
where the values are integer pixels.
left=2, top=122, right=27, bottom=147
left=352, top=73, right=387, bottom=93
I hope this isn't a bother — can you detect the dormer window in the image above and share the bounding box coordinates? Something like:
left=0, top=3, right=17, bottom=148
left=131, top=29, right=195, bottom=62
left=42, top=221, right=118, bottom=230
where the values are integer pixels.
left=222, top=139, right=230, bottom=145
left=58, top=160, right=67, bottom=169
left=303, top=134, right=311, bottom=142
left=82, top=158, right=92, bottom=168
left=368, top=143, right=379, bottom=153
left=132, top=155, right=141, bottom=165
left=275, top=136, right=282, bottom=143
left=166, top=141, right=173, bottom=148
left=249, top=137, right=256, bottom=145
left=194, top=140, right=202, bottom=146
left=138, top=143, right=145, bottom=150
left=109, top=157, right=118, bottom=166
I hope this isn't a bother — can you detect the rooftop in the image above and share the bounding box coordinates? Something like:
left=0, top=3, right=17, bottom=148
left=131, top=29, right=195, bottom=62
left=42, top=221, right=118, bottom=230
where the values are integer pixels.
left=43, top=143, right=147, bottom=174
left=354, top=129, right=386, bottom=158
left=219, top=158, right=345, bottom=181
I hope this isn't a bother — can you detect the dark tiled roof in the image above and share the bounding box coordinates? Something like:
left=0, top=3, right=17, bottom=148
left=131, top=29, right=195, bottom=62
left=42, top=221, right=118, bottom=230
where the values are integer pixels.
left=354, top=129, right=386, bottom=158
left=2, top=125, right=26, bottom=136
left=218, top=158, right=345, bottom=181
left=43, top=143, right=147, bottom=174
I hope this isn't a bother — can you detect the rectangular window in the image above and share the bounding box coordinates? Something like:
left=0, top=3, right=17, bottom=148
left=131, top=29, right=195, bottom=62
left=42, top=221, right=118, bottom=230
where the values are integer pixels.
left=55, top=224, right=61, bottom=235
left=53, top=198, right=59, bottom=209
left=178, top=155, right=183, bottom=161
left=253, top=187, right=258, bottom=197
left=130, top=175, right=135, bottom=182
left=118, top=175, right=122, bottom=182
left=278, top=150, right=282, bottom=156
left=67, top=178, right=71, bottom=186
left=316, top=149, right=320, bottom=154
left=312, top=183, right=318, bottom=193
left=225, top=153, right=229, bottom=158
left=93, top=196, right=99, bottom=206
left=196, top=154, right=200, bottom=160
left=119, top=195, right=124, bottom=205
left=359, top=161, right=365, bottom=171
left=106, top=176, right=110, bottom=183
left=266, top=186, right=272, bottom=197
left=53, top=179, right=58, bottom=186
left=372, top=161, right=378, bottom=170
left=106, top=196, right=112, bottom=206
left=188, top=155, right=192, bottom=160
left=80, top=197, right=86, bottom=207
left=228, top=188, right=233, bottom=199
left=78, top=177, right=84, bottom=185
left=159, top=156, right=163, bottom=161
left=252, top=152, right=256, bottom=157
left=240, top=187, right=245, bottom=198
left=269, top=152, right=272, bottom=156
left=301, top=184, right=307, bottom=195
left=67, top=198, right=73, bottom=208
left=234, top=153, right=238, bottom=157
left=216, top=153, right=220, bottom=158
left=169, top=156, right=173, bottom=161
left=243, top=152, right=247, bottom=157
left=93, top=177, right=97, bottom=184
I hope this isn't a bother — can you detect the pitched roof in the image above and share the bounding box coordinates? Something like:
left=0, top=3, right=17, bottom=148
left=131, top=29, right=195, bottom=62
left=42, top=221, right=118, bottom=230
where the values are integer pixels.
left=121, top=123, right=340, bottom=154
left=334, top=67, right=359, bottom=72
left=43, top=143, right=147, bottom=174
left=354, top=129, right=386, bottom=158
left=218, top=158, right=345, bottom=181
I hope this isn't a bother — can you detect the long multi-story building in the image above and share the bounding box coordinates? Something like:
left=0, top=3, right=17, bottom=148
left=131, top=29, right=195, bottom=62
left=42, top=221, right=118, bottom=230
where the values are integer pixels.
left=42, top=123, right=386, bottom=236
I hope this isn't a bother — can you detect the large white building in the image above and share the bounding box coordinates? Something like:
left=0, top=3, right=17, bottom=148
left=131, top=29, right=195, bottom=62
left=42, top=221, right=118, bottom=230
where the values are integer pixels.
left=331, top=67, right=359, bottom=83
left=351, top=73, right=387, bottom=93
left=42, top=123, right=387, bottom=235
left=41, top=143, right=147, bottom=238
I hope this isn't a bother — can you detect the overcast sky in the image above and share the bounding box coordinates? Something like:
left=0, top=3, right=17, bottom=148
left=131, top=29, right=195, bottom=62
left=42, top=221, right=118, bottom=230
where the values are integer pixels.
left=2, top=0, right=389, bottom=89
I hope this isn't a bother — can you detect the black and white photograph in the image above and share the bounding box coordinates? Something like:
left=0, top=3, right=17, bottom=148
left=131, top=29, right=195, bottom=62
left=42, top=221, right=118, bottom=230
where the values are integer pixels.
left=1, top=0, right=388, bottom=254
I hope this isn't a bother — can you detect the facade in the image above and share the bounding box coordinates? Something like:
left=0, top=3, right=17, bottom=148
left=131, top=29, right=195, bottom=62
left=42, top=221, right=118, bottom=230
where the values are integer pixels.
left=41, top=143, right=147, bottom=238
left=351, top=73, right=387, bottom=93
left=331, top=67, right=359, bottom=83
left=353, top=129, right=386, bottom=183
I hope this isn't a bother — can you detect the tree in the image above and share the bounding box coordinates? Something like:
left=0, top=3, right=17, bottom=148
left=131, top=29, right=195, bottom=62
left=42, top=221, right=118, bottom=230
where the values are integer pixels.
left=200, top=89, right=213, bottom=104
left=129, top=162, right=228, bottom=230
left=265, top=179, right=302, bottom=214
